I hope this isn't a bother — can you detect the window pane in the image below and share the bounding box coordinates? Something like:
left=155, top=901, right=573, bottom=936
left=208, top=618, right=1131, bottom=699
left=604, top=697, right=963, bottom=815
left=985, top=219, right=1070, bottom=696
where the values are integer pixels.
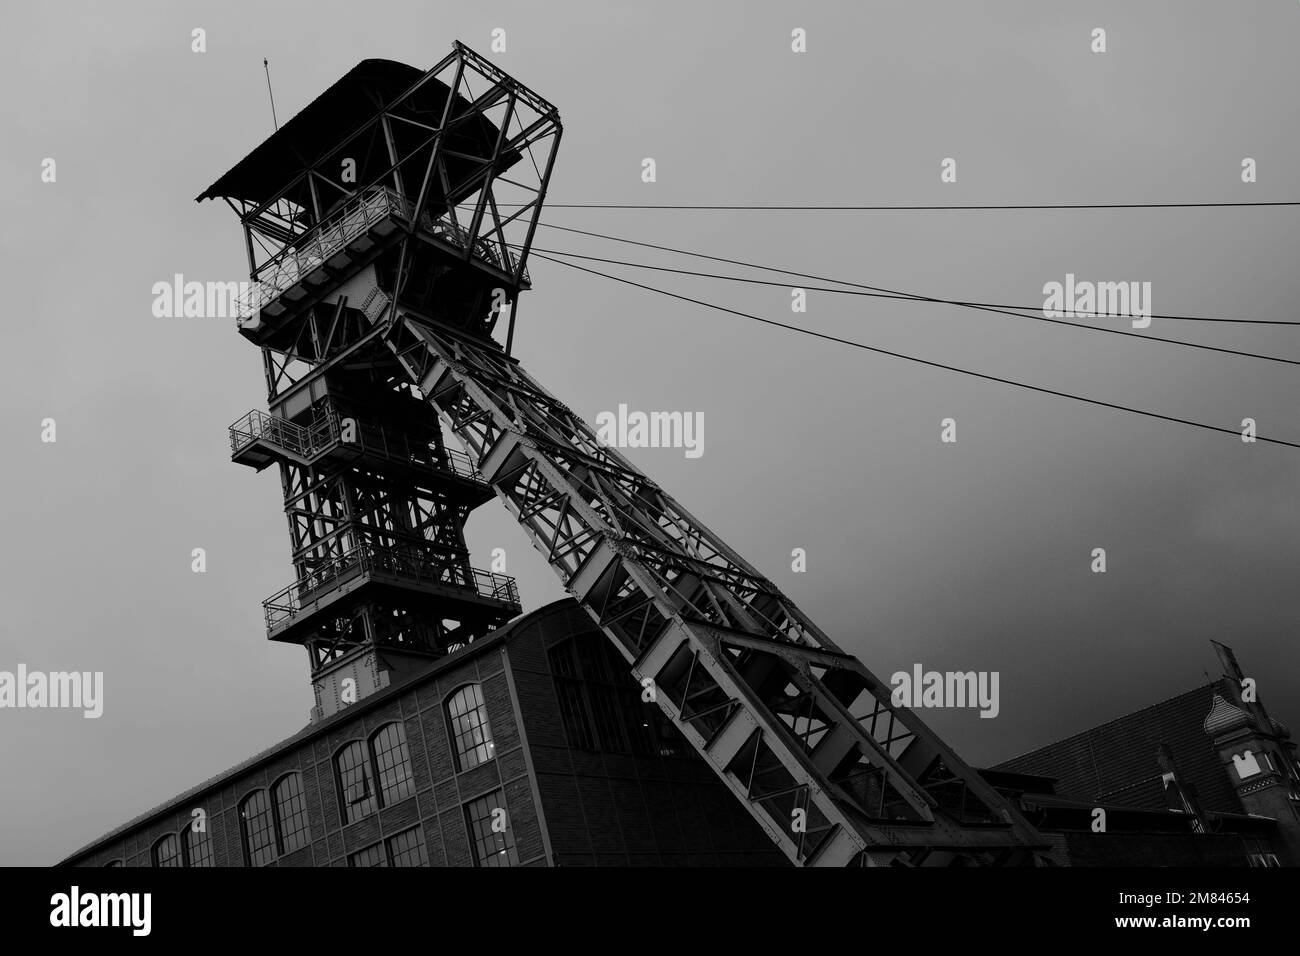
left=371, top=723, right=415, bottom=807
left=447, top=685, right=495, bottom=770
left=577, top=635, right=614, bottom=682
left=347, top=843, right=386, bottom=868
left=464, top=790, right=518, bottom=868
left=273, top=774, right=311, bottom=854
left=550, top=642, right=596, bottom=750
left=153, top=834, right=182, bottom=868
left=185, top=821, right=214, bottom=868
left=590, top=683, right=628, bottom=753
left=550, top=635, right=658, bottom=755
left=386, top=825, right=429, bottom=867
left=335, top=741, right=377, bottom=824
left=239, top=791, right=277, bottom=867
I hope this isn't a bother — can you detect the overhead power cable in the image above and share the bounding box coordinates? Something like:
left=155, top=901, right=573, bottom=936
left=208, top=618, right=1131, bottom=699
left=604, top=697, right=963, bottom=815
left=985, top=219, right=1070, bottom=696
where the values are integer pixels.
left=531, top=221, right=1300, bottom=327
left=520, top=200, right=1300, bottom=211
left=527, top=251, right=1300, bottom=451
left=520, top=245, right=1300, bottom=368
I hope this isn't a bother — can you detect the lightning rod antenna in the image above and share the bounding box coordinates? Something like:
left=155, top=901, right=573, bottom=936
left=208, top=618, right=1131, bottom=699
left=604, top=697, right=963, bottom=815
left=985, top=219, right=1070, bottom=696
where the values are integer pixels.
left=263, top=58, right=279, bottom=131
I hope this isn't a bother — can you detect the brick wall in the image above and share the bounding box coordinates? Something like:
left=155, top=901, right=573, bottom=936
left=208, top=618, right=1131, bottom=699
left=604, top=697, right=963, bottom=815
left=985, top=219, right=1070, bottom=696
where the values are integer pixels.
left=68, top=637, right=545, bottom=868
left=507, top=602, right=787, bottom=867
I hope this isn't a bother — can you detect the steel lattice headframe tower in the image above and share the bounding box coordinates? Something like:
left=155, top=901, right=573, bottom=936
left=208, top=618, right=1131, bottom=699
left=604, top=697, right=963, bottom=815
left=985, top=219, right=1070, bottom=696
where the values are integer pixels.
left=199, top=41, right=1049, bottom=866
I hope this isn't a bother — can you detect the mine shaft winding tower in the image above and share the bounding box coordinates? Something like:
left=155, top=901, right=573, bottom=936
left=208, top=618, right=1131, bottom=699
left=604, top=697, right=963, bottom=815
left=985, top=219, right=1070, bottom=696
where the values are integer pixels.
left=200, top=42, right=1047, bottom=866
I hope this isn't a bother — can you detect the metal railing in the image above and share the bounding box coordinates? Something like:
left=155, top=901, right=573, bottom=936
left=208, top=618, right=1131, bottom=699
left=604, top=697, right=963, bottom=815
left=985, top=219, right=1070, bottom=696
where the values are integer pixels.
left=238, top=186, right=403, bottom=318
left=237, top=185, right=525, bottom=321
left=263, top=542, right=520, bottom=630
left=430, top=216, right=522, bottom=277
left=346, top=417, right=482, bottom=479
left=228, top=404, right=482, bottom=482
left=228, top=409, right=318, bottom=460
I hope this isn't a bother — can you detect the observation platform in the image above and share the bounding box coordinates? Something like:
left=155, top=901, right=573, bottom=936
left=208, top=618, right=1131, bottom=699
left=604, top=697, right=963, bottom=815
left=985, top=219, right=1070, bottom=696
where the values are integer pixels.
left=228, top=406, right=494, bottom=506
left=233, top=185, right=527, bottom=346
left=263, top=542, right=520, bottom=644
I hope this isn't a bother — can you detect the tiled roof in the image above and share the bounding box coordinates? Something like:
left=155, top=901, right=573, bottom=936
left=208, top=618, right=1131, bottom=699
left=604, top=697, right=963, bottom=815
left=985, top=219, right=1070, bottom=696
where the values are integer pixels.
left=992, top=682, right=1241, bottom=815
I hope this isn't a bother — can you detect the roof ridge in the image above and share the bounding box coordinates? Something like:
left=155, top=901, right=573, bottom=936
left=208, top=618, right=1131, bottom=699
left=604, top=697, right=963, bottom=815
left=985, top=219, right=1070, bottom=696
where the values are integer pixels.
left=992, top=680, right=1218, bottom=769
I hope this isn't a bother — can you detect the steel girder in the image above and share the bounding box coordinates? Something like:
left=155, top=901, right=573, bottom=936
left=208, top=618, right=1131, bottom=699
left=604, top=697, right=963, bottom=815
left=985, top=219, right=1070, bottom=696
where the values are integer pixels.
left=278, top=458, right=474, bottom=573
left=382, top=313, right=1050, bottom=867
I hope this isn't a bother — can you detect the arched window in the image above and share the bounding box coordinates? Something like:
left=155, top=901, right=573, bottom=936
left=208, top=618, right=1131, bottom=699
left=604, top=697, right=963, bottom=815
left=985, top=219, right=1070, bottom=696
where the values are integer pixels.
left=370, top=723, right=415, bottom=807
left=447, top=684, right=495, bottom=771
left=239, top=790, right=277, bottom=867
left=104, top=859, right=124, bottom=868
left=335, top=724, right=416, bottom=825
left=335, top=740, right=376, bottom=824
left=273, top=773, right=311, bottom=854
left=185, top=818, right=214, bottom=868
left=152, top=833, right=182, bottom=868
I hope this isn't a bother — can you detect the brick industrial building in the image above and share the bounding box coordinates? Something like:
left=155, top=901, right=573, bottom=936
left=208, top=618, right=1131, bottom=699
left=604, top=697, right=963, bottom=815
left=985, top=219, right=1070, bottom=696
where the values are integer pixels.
left=61, top=601, right=786, bottom=868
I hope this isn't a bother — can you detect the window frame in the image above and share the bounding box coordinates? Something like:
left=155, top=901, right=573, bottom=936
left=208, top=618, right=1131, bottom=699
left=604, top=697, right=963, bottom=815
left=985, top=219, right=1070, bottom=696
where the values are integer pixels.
left=347, top=842, right=387, bottom=868
left=445, top=683, right=496, bottom=772
left=334, top=739, right=378, bottom=825
left=369, top=722, right=416, bottom=807
left=346, top=826, right=428, bottom=868
left=238, top=789, right=278, bottom=867
left=151, top=833, right=183, bottom=868
left=334, top=722, right=416, bottom=826
left=183, top=815, right=215, bottom=868
left=385, top=824, right=429, bottom=867
left=463, top=789, right=519, bottom=868
left=271, top=772, right=311, bottom=856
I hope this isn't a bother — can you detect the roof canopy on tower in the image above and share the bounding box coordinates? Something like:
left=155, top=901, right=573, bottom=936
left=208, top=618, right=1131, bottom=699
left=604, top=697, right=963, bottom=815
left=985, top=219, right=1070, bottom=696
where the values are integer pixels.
left=196, top=57, right=519, bottom=208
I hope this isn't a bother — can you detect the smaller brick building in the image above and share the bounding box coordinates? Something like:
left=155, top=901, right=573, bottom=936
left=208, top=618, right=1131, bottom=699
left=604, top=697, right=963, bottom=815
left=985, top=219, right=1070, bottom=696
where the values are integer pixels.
left=991, top=640, right=1300, bottom=866
left=59, top=599, right=786, bottom=868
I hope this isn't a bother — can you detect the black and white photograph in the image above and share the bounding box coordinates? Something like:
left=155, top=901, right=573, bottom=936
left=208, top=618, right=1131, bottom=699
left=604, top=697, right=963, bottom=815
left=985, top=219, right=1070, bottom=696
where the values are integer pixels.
left=1, top=0, right=1297, bottom=939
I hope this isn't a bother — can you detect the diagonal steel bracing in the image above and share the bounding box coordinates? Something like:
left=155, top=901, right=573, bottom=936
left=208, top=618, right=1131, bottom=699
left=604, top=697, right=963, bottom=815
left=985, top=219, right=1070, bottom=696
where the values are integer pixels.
left=382, top=312, right=1049, bottom=867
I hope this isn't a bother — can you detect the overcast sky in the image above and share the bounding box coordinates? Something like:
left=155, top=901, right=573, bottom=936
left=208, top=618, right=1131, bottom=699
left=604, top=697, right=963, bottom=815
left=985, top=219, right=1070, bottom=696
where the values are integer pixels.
left=2, top=0, right=1299, bottom=866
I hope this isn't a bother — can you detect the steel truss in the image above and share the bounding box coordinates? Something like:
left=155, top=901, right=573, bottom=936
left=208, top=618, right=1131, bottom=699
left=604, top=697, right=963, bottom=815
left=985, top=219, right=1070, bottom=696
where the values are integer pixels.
left=213, top=42, right=556, bottom=697
left=259, top=389, right=517, bottom=668
left=380, top=314, right=1050, bottom=867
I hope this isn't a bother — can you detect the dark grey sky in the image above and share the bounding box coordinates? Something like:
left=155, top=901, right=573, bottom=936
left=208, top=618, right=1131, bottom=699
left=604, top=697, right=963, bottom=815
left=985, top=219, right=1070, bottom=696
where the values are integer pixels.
left=2, top=0, right=1298, bottom=865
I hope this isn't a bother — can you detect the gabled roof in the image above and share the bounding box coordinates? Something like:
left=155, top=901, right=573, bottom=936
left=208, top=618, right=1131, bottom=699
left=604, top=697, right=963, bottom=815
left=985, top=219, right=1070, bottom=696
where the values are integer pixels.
left=992, top=682, right=1241, bottom=815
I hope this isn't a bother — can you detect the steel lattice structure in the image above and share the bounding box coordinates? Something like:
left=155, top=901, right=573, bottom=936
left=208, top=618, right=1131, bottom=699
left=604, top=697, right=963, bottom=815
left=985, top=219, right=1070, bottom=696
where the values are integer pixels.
left=201, top=41, right=1049, bottom=864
